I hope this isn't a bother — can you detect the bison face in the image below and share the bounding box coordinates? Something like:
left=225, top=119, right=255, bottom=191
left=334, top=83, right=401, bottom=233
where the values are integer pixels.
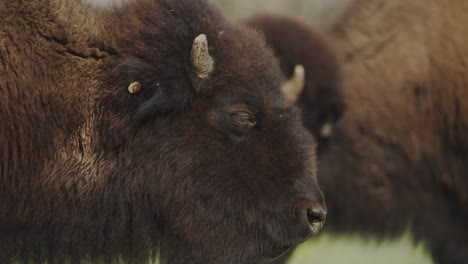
left=99, top=9, right=326, bottom=264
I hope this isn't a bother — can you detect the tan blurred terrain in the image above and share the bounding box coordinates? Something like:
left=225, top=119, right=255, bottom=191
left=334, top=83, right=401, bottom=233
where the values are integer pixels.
left=214, top=0, right=353, bottom=28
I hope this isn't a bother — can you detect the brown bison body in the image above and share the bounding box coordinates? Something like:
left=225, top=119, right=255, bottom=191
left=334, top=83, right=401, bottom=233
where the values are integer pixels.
left=243, top=14, right=344, bottom=152
left=318, top=0, right=468, bottom=263
left=0, top=0, right=326, bottom=263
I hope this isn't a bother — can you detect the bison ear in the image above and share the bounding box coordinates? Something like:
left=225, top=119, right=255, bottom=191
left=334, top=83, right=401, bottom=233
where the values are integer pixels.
left=191, top=34, right=214, bottom=79
left=127, top=81, right=142, bottom=94
left=281, top=65, right=305, bottom=103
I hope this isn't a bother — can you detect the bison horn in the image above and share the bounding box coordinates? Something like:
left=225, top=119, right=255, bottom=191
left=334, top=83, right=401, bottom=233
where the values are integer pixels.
left=281, top=65, right=305, bottom=103
left=191, top=34, right=214, bottom=78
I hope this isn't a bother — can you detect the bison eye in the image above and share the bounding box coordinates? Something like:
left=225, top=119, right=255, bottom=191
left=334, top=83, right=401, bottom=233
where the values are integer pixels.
left=216, top=104, right=258, bottom=138
left=230, top=111, right=256, bottom=129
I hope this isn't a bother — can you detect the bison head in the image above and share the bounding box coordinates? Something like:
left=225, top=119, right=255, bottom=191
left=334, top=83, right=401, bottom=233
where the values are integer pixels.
left=93, top=1, right=327, bottom=263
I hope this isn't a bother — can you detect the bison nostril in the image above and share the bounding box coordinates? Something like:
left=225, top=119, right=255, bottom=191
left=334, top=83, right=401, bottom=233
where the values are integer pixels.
left=306, top=208, right=326, bottom=226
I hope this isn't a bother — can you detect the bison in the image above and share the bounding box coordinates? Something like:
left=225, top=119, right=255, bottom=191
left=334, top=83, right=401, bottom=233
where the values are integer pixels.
left=315, top=0, right=468, bottom=263
left=243, top=14, right=345, bottom=152
left=0, top=0, right=326, bottom=263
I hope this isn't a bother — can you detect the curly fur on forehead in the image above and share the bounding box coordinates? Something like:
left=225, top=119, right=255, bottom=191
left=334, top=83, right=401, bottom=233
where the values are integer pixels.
left=110, top=0, right=284, bottom=96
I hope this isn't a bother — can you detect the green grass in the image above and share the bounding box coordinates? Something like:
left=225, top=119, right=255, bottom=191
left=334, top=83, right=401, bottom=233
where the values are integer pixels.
left=13, top=233, right=433, bottom=264
left=287, top=233, right=433, bottom=264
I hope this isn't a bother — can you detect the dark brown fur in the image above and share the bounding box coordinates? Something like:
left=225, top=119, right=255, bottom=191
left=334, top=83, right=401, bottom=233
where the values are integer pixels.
left=0, top=0, right=325, bottom=263
left=317, top=1, right=468, bottom=263
left=243, top=14, right=344, bottom=152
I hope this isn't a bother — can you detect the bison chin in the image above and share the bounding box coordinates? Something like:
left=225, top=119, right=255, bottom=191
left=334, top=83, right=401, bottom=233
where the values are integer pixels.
left=151, top=173, right=326, bottom=264
left=262, top=205, right=326, bottom=261
left=157, top=210, right=325, bottom=264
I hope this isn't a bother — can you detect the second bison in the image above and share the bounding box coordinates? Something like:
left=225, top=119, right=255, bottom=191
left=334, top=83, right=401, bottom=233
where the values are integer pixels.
left=320, top=0, right=468, bottom=263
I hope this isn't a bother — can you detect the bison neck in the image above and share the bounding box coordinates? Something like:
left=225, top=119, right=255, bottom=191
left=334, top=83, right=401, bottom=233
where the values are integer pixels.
left=0, top=0, right=116, bottom=239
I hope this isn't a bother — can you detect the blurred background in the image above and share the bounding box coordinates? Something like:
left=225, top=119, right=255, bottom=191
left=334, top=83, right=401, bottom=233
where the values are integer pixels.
left=212, top=1, right=433, bottom=263
left=215, top=0, right=352, bottom=28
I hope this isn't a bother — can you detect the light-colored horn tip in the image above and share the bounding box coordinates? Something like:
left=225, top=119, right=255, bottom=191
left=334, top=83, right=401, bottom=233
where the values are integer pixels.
left=191, top=33, right=214, bottom=78
left=294, top=65, right=305, bottom=77
left=281, top=64, right=305, bottom=103
left=128, top=81, right=141, bottom=94
left=194, top=34, right=207, bottom=43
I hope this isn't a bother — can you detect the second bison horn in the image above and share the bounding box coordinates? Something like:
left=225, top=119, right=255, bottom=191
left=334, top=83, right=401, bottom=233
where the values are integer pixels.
left=191, top=34, right=214, bottom=78
left=281, top=64, right=305, bottom=103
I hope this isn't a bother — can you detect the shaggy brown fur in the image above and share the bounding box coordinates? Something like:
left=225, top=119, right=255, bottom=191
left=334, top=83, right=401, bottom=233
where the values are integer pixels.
left=314, top=0, right=468, bottom=263
left=0, top=0, right=326, bottom=263
left=243, top=14, right=344, bottom=152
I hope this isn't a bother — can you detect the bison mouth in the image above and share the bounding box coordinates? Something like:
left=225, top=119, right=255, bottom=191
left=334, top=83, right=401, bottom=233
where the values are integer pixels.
left=261, top=208, right=326, bottom=261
